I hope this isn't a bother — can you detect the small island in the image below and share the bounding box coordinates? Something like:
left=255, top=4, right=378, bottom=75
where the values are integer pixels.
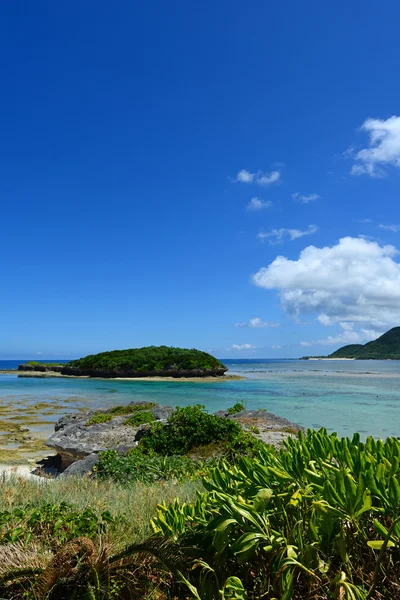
left=18, top=346, right=229, bottom=379
left=301, top=326, right=400, bottom=360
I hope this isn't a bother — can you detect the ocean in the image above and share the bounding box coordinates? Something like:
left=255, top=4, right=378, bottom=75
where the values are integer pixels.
left=0, top=359, right=399, bottom=463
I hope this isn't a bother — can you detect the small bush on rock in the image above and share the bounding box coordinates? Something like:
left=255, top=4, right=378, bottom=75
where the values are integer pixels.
left=108, top=402, right=157, bottom=415
left=86, top=413, right=113, bottom=426
left=139, top=404, right=242, bottom=455
left=124, top=411, right=155, bottom=427
left=227, top=402, right=246, bottom=415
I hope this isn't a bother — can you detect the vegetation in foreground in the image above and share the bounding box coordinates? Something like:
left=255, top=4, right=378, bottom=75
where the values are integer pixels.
left=0, top=407, right=399, bottom=599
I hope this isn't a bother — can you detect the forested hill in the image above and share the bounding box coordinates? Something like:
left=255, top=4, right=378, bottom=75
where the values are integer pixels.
left=329, top=327, right=400, bottom=359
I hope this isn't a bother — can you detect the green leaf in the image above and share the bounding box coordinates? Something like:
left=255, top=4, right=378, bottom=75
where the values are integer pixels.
left=213, top=519, right=237, bottom=553
left=355, top=490, right=372, bottom=518
left=367, top=540, right=395, bottom=549
left=221, top=576, right=247, bottom=600
left=373, top=519, right=389, bottom=538
left=253, top=488, right=273, bottom=512
left=231, top=532, right=267, bottom=558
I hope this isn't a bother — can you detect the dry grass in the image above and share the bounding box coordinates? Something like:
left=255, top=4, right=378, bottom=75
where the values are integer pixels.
left=0, top=474, right=202, bottom=549
left=0, top=542, right=52, bottom=575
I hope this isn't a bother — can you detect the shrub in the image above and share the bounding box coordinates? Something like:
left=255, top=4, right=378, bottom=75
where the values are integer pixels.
left=95, top=449, right=200, bottom=483
left=85, top=413, right=113, bottom=426
left=108, top=402, right=156, bottom=415
left=139, top=404, right=242, bottom=455
left=0, top=502, right=116, bottom=547
left=227, top=402, right=246, bottom=414
left=124, top=411, right=155, bottom=427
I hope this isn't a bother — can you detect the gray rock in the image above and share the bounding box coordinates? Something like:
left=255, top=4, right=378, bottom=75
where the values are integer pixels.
left=217, top=408, right=305, bottom=448
left=46, top=402, right=173, bottom=469
left=61, top=453, right=100, bottom=477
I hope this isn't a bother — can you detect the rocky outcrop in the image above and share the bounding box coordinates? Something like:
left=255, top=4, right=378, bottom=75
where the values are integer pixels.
left=46, top=402, right=174, bottom=471
left=44, top=403, right=304, bottom=477
left=18, top=365, right=227, bottom=378
left=18, top=364, right=64, bottom=373
left=218, top=409, right=305, bottom=447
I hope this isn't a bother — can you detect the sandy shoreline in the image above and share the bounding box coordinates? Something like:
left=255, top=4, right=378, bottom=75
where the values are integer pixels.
left=303, top=357, right=355, bottom=361
left=0, top=370, right=245, bottom=382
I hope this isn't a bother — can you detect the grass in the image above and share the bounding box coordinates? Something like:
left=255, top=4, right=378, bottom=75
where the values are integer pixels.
left=124, top=411, right=155, bottom=427
left=85, top=403, right=159, bottom=426
left=85, top=413, right=113, bottom=426
left=108, top=402, right=157, bottom=415
left=282, top=425, right=299, bottom=434
left=0, top=474, right=201, bottom=550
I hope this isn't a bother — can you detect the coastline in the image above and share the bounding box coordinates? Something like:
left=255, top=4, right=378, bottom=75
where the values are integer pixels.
left=303, top=357, right=355, bottom=361
left=0, top=370, right=245, bottom=382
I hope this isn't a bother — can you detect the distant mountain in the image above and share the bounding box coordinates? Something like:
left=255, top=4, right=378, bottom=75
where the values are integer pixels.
left=328, top=327, right=400, bottom=359
left=329, top=344, right=364, bottom=358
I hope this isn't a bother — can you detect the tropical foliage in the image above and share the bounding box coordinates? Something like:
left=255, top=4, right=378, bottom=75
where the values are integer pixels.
left=65, top=346, right=227, bottom=375
left=150, top=429, right=400, bottom=599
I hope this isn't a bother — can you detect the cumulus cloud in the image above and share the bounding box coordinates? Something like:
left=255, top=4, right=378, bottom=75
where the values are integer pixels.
left=292, top=192, right=320, bottom=204
left=271, top=344, right=281, bottom=349
left=351, top=116, right=400, bottom=177
left=247, top=197, right=273, bottom=211
left=257, top=225, right=318, bottom=244
left=236, top=169, right=254, bottom=183
left=234, top=317, right=280, bottom=329
left=232, top=344, right=256, bottom=350
left=379, top=224, right=400, bottom=232
left=300, top=324, right=381, bottom=347
left=236, top=169, right=281, bottom=186
left=253, top=236, right=400, bottom=330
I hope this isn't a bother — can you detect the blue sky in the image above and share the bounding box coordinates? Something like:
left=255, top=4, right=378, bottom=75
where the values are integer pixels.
left=1, top=0, right=400, bottom=359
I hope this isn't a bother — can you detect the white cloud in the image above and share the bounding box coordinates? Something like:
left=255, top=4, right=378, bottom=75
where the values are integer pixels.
left=357, top=218, right=373, bottom=224
left=379, top=224, right=400, bottom=232
left=343, top=146, right=355, bottom=158
left=271, top=344, right=281, bottom=349
left=292, top=192, right=320, bottom=204
left=232, top=344, right=256, bottom=350
left=257, top=224, right=318, bottom=244
left=236, top=169, right=281, bottom=186
left=236, top=169, right=254, bottom=183
left=351, top=116, right=400, bottom=177
left=247, top=197, right=273, bottom=211
left=253, top=236, right=400, bottom=330
left=300, top=324, right=381, bottom=347
left=257, top=171, right=281, bottom=185
left=234, top=317, right=280, bottom=329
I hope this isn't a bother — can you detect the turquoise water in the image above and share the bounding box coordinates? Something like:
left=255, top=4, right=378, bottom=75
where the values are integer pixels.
left=0, top=359, right=400, bottom=444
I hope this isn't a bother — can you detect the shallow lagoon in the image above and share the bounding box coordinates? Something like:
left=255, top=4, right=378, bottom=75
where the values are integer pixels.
left=0, top=359, right=399, bottom=463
